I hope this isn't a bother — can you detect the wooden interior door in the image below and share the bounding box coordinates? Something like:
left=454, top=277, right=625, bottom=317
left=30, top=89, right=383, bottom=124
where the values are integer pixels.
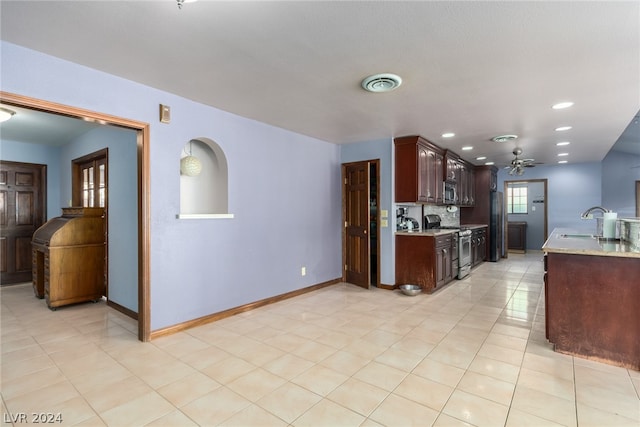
left=0, top=161, right=46, bottom=285
left=343, top=162, right=370, bottom=288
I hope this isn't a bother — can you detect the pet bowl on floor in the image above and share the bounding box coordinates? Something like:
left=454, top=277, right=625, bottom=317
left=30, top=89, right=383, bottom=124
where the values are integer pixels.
left=399, top=284, right=422, bottom=296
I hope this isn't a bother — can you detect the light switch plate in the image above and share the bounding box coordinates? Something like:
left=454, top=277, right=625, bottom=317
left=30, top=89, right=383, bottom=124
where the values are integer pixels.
left=159, top=104, right=171, bottom=123
left=381, top=219, right=388, bottom=228
left=381, top=209, right=388, bottom=218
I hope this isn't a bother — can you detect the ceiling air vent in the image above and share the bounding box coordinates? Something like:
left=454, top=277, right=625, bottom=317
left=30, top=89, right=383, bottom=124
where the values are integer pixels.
left=361, top=73, right=402, bottom=93
left=491, top=134, right=519, bottom=143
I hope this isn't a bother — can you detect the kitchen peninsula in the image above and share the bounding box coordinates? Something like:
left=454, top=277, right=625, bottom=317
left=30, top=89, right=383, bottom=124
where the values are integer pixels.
left=542, top=228, right=640, bottom=370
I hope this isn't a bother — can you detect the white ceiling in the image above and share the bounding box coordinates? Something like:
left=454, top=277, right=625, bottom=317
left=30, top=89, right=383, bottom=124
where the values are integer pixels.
left=1, top=1, right=639, bottom=167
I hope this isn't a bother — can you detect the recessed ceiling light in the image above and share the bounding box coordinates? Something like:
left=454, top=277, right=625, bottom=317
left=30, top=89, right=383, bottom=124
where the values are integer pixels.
left=556, top=141, right=571, bottom=146
left=442, top=132, right=455, bottom=138
left=476, top=156, right=487, bottom=160
left=558, top=160, right=568, bottom=164
left=485, top=162, right=495, bottom=165
left=361, top=73, right=402, bottom=93
left=558, top=153, right=569, bottom=156
left=491, top=134, right=518, bottom=143
left=552, top=102, right=574, bottom=109
left=555, top=126, right=572, bottom=131
left=462, top=146, right=473, bottom=151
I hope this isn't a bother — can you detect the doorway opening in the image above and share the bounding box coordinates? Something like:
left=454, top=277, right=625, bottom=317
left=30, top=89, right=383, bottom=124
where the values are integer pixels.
left=504, top=179, right=548, bottom=253
left=342, top=159, right=380, bottom=289
left=0, top=91, right=150, bottom=341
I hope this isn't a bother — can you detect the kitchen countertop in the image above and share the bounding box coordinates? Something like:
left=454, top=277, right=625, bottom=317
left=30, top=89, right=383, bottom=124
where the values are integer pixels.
left=542, top=228, right=640, bottom=258
left=395, top=229, right=457, bottom=236
left=395, top=224, right=488, bottom=236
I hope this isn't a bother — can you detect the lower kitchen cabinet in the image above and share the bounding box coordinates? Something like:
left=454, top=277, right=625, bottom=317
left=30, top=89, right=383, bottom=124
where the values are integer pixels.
left=470, top=227, right=487, bottom=267
left=396, top=233, right=456, bottom=293
left=508, top=221, right=527, bottom=253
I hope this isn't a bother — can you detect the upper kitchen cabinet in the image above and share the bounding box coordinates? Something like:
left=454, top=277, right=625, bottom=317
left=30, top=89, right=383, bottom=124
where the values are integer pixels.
left=395, top=136, right=443, bottom=204
left=458, top=159, right=475, bottom=207
left=444, top=150, right=459, bottom=183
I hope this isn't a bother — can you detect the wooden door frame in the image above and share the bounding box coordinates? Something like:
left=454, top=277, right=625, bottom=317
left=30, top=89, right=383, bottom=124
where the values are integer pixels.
left=503, top=178, right=548, bottom=255
left=341, top=159, right=380, bottom=288
left=0, top=91, right=151, bottom=342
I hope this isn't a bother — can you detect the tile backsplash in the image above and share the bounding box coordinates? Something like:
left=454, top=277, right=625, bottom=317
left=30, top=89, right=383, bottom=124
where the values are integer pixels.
left=424, top=205, right=460, bottom=228
left=395, top=204, right=461, bottom=230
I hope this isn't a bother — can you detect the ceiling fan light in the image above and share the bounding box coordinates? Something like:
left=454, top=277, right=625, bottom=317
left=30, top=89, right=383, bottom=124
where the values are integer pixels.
left=491, top=134, right=518, bottom=143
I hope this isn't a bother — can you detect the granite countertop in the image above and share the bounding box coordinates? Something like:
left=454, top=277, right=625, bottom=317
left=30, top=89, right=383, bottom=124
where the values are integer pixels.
left=463, top=224, right=488, bottom=230
left=395, top=229, right=458, bottom=236
left=542, top=228, right=640, bottom=258
left=395, top=223, right=488, bottom=236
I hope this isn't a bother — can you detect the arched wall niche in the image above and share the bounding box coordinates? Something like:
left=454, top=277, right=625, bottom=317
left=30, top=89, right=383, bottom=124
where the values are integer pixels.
left=178, top=137, right=233, bottom=219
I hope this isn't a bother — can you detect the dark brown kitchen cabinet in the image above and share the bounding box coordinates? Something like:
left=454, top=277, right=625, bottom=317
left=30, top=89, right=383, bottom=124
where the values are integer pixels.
left=395, top=136, right=443, bottom=204
left=444, top=151, right=459, bottom=183
left=396, top=233, right=455, bottom=293
left=456, top=160, right=475, bottom=207
left=545, top=251, right=640, bottom=370
left=508, top=221, right=527, bottom=253
left=461, top=165, right=499, bottom=261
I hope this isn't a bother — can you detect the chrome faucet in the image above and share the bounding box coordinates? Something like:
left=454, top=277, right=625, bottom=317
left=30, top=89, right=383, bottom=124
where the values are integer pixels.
left=580, top=206, right=611, bottom=219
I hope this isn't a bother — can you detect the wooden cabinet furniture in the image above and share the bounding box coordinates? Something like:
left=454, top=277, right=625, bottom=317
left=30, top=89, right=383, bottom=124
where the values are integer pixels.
left=471, top=227, right=487, bottom=266
left=544, top=251, right=640, bottom=370
left=396, top=233, right=455, bottom=293
left=457, top=160, right=475, bottom=207
left=507, top=221, right=527, bottom=253
left=32, top=207, right=105, bottom=310
left=395, top=136, right=443, bottom=204
left=461, top=165, right=499, bottom=260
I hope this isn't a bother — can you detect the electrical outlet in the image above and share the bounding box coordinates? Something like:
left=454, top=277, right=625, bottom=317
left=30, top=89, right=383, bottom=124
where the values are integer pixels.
left=381, top=219, right=388, bottom=228
left=301, top=267, right=306, bottom=276
left=381, top=209, right=388, bottom=218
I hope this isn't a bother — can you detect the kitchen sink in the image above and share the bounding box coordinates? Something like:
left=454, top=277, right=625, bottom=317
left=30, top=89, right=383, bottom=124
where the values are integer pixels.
left=557, top=233, right=621, bottom=243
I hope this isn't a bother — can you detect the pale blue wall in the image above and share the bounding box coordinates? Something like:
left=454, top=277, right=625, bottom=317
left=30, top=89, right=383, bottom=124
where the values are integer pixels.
left=340, top=138, right=394, bottom=286
left=2, top=41, right=342, bottom=330
left=59, top=126, right=138, bottom=312
left=602, top=150, right=640, bottom=218
left=498, top=162, right=602, bottom=235
left=0, top=140, right=61, bottom=220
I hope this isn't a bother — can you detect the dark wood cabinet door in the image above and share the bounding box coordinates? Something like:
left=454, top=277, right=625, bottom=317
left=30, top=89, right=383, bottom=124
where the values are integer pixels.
left=0, top=161, right=46, bottom=285
left=417, top=144, right=430, bottom=203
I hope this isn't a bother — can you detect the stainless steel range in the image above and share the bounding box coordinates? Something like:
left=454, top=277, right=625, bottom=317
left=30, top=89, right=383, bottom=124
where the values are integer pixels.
left=424, top=214, right=472, bottom=279
left=456, top=229, right=472, bottom=279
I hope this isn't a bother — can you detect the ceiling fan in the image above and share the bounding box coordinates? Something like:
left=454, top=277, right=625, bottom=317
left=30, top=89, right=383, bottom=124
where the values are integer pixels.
left=508, top=148, right=541, bottom=176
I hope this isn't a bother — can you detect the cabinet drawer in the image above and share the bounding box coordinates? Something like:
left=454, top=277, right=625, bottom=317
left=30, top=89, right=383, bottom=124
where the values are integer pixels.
left=435, top=234, right=452, bottom=247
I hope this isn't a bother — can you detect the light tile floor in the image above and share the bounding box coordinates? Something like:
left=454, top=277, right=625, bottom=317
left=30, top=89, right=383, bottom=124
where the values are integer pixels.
left=1, top=252, right=639, bottom=426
